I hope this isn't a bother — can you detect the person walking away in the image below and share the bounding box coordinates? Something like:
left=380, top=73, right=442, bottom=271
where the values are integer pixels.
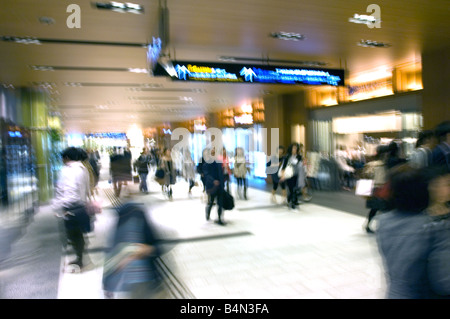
left=204, top=148, right=226, bottom=225
left=279, top=143, right=302, bottom=210
left=53, top=147, right=91, bottom=272
left=103, top=202, right=167, bottom=299
left=361, top=145, right=389, bottom=233
left=336, top=145, right=356, bottom=191
left=386, top=141, right=407, bottom=169
left=431, top=121, right=450, bottom=172
left=266, top=146, right=287, bottom=204
left=78, top=148, right=97, bottom=197
left=409, top=130, right=435, bottom=169
left=233, top=147, right=249, bottom=200
left=110, top=148, right=124, bottom=197
left=197, top=148, right=210, bottom=203
left=87, top=149, right=100, bottom=194
left=376, top=165, right=450, bottom=299
left=135, top=149, right=151, bottom=194
left=161, top=148, right=176, bottom=200
left=221, top=148, right=232, bottom=193
left=182, top=149, right=196, bottom=198
left=120, top=147, right=133, bottom=195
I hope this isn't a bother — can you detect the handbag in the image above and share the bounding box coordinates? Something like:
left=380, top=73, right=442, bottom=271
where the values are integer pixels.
left=222, top=191, right=235, bottom=210
left=155, top=168, right=165, bottom=179
left=278, top=164, right=294, bottom=179
left=133, top=175, right=140, bottom=184
left=355, top=179, right=374, bottom=197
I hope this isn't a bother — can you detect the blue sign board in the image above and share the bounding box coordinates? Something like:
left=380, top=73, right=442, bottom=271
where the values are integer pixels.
left=154, top=60, right=345, bottom=86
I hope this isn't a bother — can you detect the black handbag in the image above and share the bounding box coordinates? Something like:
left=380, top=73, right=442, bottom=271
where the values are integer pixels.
left=222, top=191, right=235, bottom=211
left=155, top=168, right=165, bottom=179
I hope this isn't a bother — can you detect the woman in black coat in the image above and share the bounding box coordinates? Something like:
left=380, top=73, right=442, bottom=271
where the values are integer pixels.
left=279, top=143, right=303, bottom=210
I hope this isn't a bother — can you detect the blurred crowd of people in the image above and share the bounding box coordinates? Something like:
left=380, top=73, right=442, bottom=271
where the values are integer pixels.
left=50, top=119, right=449, bottom=299
left=361, top=120, right=450, bottom=299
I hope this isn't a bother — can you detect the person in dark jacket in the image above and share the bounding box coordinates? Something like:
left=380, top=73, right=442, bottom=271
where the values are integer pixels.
left=203, top=148, right=226, bottom=225
left=386, top=141, right=407, bottom=169
left=197, top=148, right=210, bottom=202
left=431, top=121, right=450, bottom=172
left=135, top=149, right=151, bottom=194
left=266, top=146, right=287, bottom=204
left=279, top=143, right=303, bottom=210
left=376, top=165, right=450, bottom=299
left=103, top=202, right=166, bottom=299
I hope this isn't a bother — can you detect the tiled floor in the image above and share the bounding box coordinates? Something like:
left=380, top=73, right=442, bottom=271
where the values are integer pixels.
left=57, top=173, right=387, bottom=299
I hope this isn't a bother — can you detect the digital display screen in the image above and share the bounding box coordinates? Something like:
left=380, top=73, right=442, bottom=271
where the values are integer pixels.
left=154, top=60, right=345, bottom=86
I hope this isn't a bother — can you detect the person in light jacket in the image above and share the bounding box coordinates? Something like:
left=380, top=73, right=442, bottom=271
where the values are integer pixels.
left=53, top=147, right=91, bottom=270
left=233, top=147, right=249, bottom=200
left=183, top=149, right=196, bottom=197
left=362, top=145, right=389, bottom=233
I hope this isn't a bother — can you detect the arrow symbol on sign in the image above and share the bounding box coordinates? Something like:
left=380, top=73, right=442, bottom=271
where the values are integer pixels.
left=175, top=65, right=191, bottom=80
left=240, top=67, right=257, bottom=82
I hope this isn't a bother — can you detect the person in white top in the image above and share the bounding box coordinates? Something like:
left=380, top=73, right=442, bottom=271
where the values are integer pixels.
left=53, top=147, right=91, bottom=270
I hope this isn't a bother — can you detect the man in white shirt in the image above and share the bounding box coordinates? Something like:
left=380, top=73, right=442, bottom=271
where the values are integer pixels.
left=53, top=147, right=91, bottom=270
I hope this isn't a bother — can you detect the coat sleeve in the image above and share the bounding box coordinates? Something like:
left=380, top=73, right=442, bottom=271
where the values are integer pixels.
left=427, top=219, right=450, bottom=297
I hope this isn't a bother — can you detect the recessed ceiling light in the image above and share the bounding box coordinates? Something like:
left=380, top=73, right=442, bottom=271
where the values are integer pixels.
left=38, top=16, right=55, bottom=25
left=349, top=14, right=379, bottom=25
left=270, top=32, right=305, bottom=41
left=30, top=65, right=54, bottom=71
left=128, top=68, right=149, bottom=74
left=93, top=2, right=144, bottom=14
left=357, top=39, right=391, bottom=48
left=2, top=36, right=41, bottom=45
left=218, top=56, right=237, bottom=62
left=64, top=82, right=82, bottom=87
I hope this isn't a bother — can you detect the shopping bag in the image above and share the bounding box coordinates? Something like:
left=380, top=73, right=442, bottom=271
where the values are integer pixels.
left=355, top=179, right=374, bottom=196
left=133, top=175, right=140, bottom=184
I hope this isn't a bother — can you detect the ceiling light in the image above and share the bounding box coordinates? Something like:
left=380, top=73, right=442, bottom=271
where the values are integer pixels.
left=64, top=82, right=82, bottom=87
left=128, top=68, right=149, bottom=74
left=357, top=39, right=391, bottom=48
left=38, top=16, right=55, bottom=25
left=2, top=36, right=41, bottom=45
left=349, top=14, right=379, bottom=25
left=30, top=65, right=54, bottom=71
left=217, top=56, right=326, bottom=67
left=270, top=32, right=305, bottom=41
left=218, top=56, right=237, bottom=62
left=93, top=2, right=144, bottom=14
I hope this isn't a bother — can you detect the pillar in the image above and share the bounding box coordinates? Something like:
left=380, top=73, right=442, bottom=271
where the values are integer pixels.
left=19, top=88, right=52, bottom=203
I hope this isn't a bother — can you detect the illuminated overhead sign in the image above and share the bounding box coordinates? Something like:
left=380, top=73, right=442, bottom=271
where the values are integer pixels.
left=154, top=61, right=345, bottom=86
